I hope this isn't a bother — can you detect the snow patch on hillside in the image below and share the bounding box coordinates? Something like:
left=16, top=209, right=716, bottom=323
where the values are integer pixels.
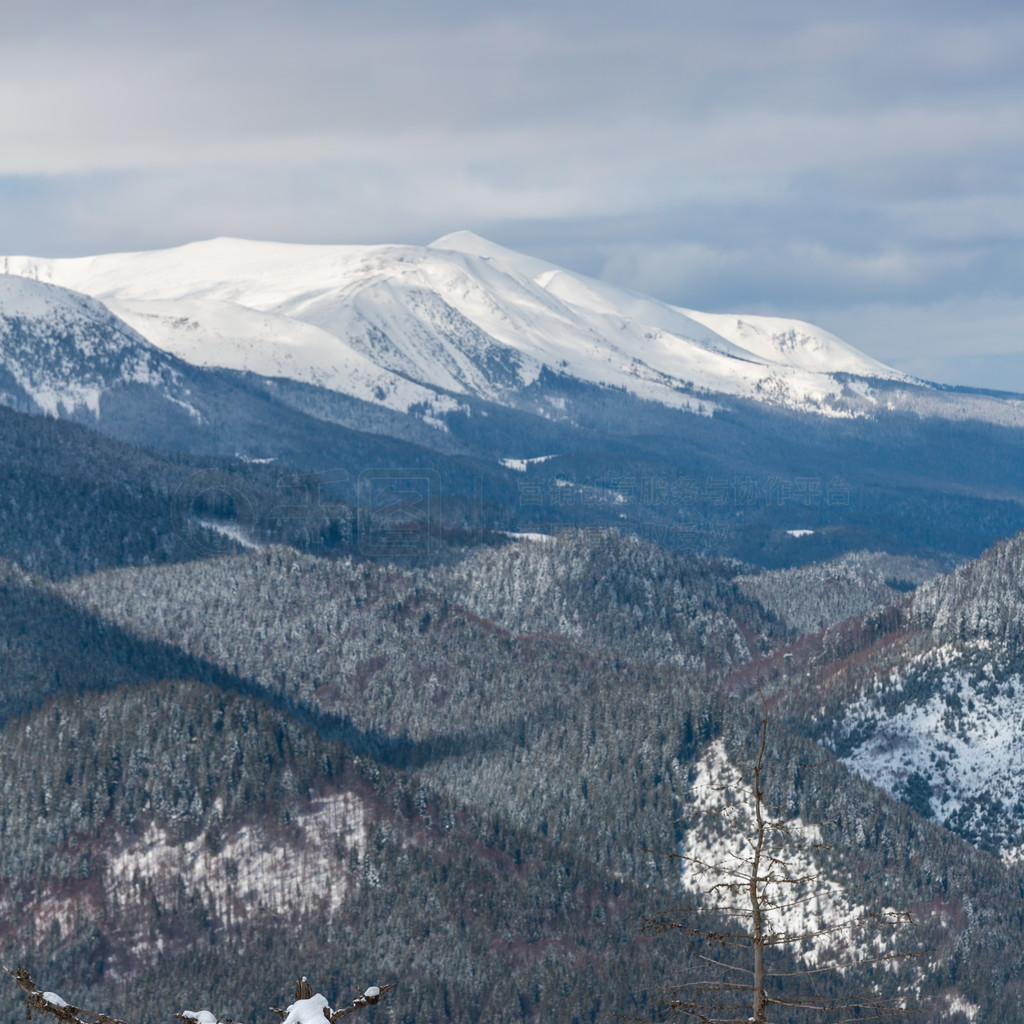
left=500, top=454, right=557, bottom=472
left=7, top=790, right=369, bottom=962
left=25, top=381, right=103, bottom=418
left=104, top=791, right=366, bottom=927
left=834, top=645, right=1024, bottom=860
left=197, top=518, right=262, bottom=550
left=942, top=994, right=980, bottom=1022
left=683, top=740, right=900, bottom=970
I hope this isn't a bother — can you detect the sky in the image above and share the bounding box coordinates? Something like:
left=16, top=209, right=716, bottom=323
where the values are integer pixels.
left=3, top=0, right=1024, bottom=390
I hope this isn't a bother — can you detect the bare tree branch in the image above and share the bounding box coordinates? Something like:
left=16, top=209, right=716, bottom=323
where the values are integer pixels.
left=4, top=966, right=130, bottom=1024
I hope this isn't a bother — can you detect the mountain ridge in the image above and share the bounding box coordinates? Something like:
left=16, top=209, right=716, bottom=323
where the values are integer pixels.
left=4, top=233, right=916, bottom=419
left=11, top=238, right=1024, bottom=570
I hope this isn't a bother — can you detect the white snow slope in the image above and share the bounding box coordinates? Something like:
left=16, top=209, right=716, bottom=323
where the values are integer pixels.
left=0, top=273, right=188, bottom=417
left=682, top=739, right=904, bottom=971
left=5, top=232, right=914, bottom=420
left=822, top=537, right=1024, bottom=864
left=831, top=639, right=1024, bottom=864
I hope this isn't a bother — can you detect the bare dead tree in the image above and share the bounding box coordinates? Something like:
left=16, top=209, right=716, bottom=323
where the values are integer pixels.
left=4, top=965, right=395, bottom=1024
left=646, top=685, right=922, bottom=1024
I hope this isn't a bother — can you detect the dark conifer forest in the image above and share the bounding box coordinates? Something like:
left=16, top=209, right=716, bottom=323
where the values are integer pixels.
left=4, top=392, right=1024, bottom=1024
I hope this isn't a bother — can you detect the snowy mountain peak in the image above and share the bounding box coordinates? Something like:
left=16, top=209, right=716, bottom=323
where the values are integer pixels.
left=428, top=230, right=560, bottom=280
left=0, top=272, right=114, bottom=325
left=3, top=233, right=920, bottom=421
left=0, top=274, right=187, bottom=418
left=679, top=308, right=904, bottom=380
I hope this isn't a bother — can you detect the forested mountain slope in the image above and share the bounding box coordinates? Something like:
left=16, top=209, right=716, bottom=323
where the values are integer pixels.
left=52, top=538, right=767, bottom=883
left=0, top=560, right=248, bottom=724
left=3, top=648, right=1022, bottom=1023
left=435, top=533, right=777, bottom=665
left=56, top=535, right=781, bottom=708
left=5, top=518, right=1024, bottom=1019
left=759, top=530, right=1024, bottom=861
left=0, top=406, right=254, bottom=579
left=735, top=549, right=946, bottom=635
left=12, top=466, right=1024, bottom=1024
left=0, top=680, right=670, bottom=1024
left=0, top=402, right=526, bottom=587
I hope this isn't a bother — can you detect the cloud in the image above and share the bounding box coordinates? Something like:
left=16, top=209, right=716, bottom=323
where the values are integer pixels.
left=826, top=298, right=1024, bottom=390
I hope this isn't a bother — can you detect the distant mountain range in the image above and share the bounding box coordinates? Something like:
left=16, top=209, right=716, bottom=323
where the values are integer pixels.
left=4, top=231, right=911, bottom=419
left=7, top=233, right=1024, bottom=569
left=8, top=230, right=1024, bottom=425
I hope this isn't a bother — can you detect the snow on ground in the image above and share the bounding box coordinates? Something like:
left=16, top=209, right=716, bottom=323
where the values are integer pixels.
left=835, top=646, right=1024, bottom=860
left=499, top=455, right=557, bottom=472
left=11, top=791, right=368, bottom=963
left=682, top=740, right=899, bottom=971
left=197, top=518, right=262, bottom=550
left=942, top=994, right=981, bottom=1022
left=19, top=381, right=102, bottom=418
left=104, top=791, right=366, bottom=926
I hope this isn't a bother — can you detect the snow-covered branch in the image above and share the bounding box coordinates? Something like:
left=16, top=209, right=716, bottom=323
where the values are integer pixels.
left=4, top=966, right=128, bottom=1024
left=266, top=983, right=396, bottom=1024
left=5, top=967, right=394, bottom=1024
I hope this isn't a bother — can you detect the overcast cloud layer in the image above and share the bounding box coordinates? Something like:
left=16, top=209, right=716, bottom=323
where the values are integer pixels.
left=3, top=0, right=1024, bottom=390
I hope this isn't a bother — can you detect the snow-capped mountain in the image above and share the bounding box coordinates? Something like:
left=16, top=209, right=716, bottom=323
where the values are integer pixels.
left=0, top=271, right=476, bottom=482
left=5, top=231, right=914, bottom=420
left=0, top=273, right=194, bottom=419
left=97, top=294, right=463, bottom=421
left=9, top=232, right=1024, bottom=570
